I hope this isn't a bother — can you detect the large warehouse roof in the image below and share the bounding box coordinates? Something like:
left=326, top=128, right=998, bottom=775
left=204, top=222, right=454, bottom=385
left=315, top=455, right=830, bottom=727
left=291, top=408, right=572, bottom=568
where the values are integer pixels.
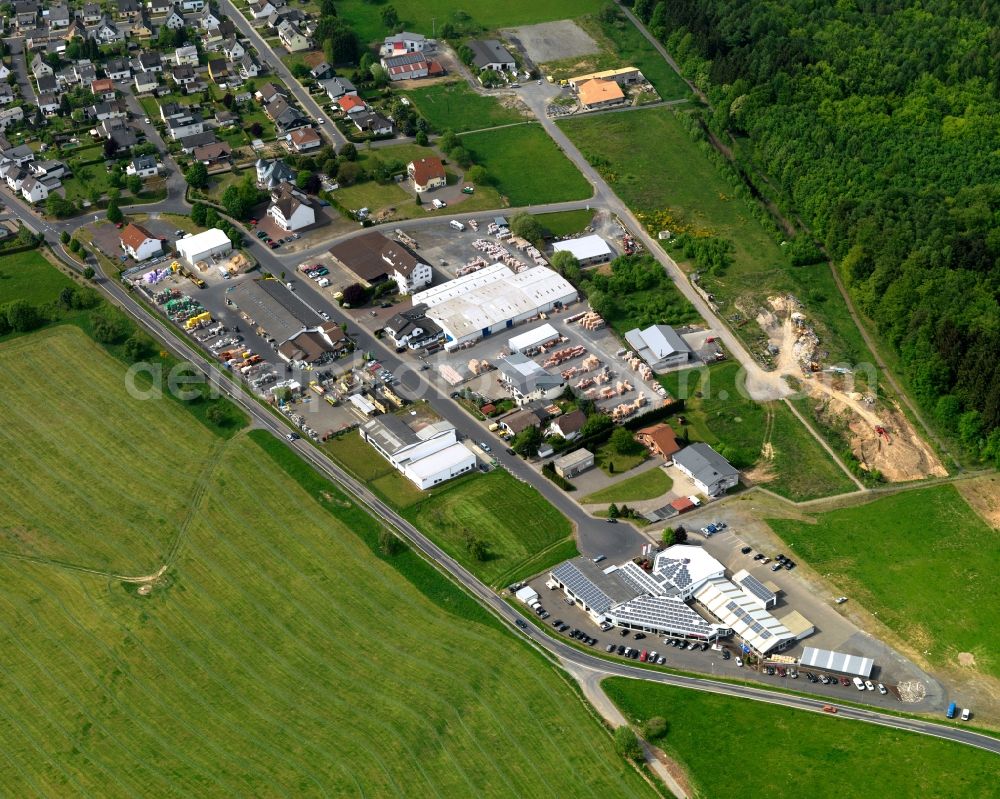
left=694, top=578, right=795, bottom=655
left=507, top=322, right=560, bottom=353
left=229, top=278, right=309, bottom=343
left=799, top=647, right=874, bottom=678
left=610, top=594, right=720, bottom=639
left=552, top=235, right=613, bottom=262
left=176, top=228, right=231, bottom=260
left=550, top=558, right=639, bottom=615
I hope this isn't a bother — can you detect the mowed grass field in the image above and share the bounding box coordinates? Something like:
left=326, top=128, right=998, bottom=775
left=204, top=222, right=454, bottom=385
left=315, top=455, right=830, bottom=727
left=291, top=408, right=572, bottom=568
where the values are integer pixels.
left=0, top=251, right=75, bottom=307
left=537, top=208, right=596, bottom=236
left=581, top=467, right=672, bottom=504
left=769, top=485, right=1000, bottom=679
left=658, top=363, right=856, bottom=500
left=0, top=326, right=222, bottom=574
left=462, top=124, right=593, bottom=206
left=558, top=108, right=873, bottom=365
left=604, top=679, right=1000, bottom=798
left=337, top=0, right=606, bottom=45
left=405, top=82, right=525, bottom=133
left=0, top=333, right=655, bottom=796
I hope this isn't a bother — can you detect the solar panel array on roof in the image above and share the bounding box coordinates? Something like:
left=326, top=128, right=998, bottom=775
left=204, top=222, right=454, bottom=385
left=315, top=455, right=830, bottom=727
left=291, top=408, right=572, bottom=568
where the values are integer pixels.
left=616, top=561, right=669, bottom=597
left=610, top=595, right=719, bottom=638
left=735, top=571, right=777, bottom=607
left=551, top=561, right=614, bottom=614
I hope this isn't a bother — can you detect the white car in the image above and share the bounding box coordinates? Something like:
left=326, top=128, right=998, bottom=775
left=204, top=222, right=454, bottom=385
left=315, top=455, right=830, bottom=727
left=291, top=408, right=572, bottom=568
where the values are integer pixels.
left=316, top=117, right=326, bottom=124
left=864, top=680, right=875, bottom=691
left=835, top=596, right=848, bottom=604
left=961, top=708, right=971, bottom=721
left=877, top=683, right=887, bottom=695
left=735, top=657, right=743, bottom=667
left=319, top=311, right=330, bottom=321
left=144, top=117, right=150, bottom=124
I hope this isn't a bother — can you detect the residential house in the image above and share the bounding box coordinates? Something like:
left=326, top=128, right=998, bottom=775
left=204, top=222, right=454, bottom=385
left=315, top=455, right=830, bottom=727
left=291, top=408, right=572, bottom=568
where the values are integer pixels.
left=120, top=222, right=163, bottom=261
left=179, top=130, right=217, bottom=153
left=80, top=2, right=103, bottom=23
left=105, top=59, right=132, bottom=80
left=328, top=231, right=432, bottom=296
left=94, top=17, right=123, bottom=43
left=91, top=78, right=116, bottom=100
left=4, top=164, right=29, bottom=191
left=238, top=54, right=259, bottom=79
left=468, top=39, right=516, bottom=72
left=267, top=182, right=314, bottom=231
left=116, top=0, right=142, bottom=20
left=672, top=443, right=739, bottom=496
left=319, top=75, right=356, bottom=102
left=23, top=29, right=50, bottom=50
left=73, top=62, right=97, bottom=84
left=126, top=154, right=160, bottom=177
left=0, top=85, right=15, bottom=106
left=498, top=407, right=545, bottom=437
left=3, top=144, right=35, bottom=165
left=98, top=118, right=138, bottom=148
left=497, top=353, right=566, bottom=407
left=147, top=0, right=172, bottom=14
left=277, top=20, right=310, bottom=52
left=45, top=4, right=71, bottom=28
left=129, top=13, right=154, bottom=38
left=181, top=0, right=205, bottom=10
left=174, top=45, right=200, bottom=66
left=576, top=78, right=625, bottom=111
left=138, top=52, right=163, bottom=73
left=30, top=159, right=67, bottom=180
left=31, top=53, right=54, bottom=80
left=266, top=8, right=303, bottom=28
left=310, top=62, right=333, bottom=80
left=382, top=305, right=442, bottom=350
left=134, top=71, right=159, bottom=92
left=255, top=82, right=286, bottom=104
left=380, top=31, right=425, bottom=57
left=287, top=127, right=320, bottom=152
left=192, top=140, right=231, bottom=164
left=353, top=111, right=393, bottom=136
left=222, top=37, right=245, bottom=61
left=165, top=110, right=204, bottom=139
left=213, top=109, right=237, bottom=127
left=15, top=0, right=40, bottom=29
left=548, top=409, right=587, bottom=441
left=636, top=424, right=681, bottom=461
left=65, top=17, right=87, bottom=39
left=207, top=59, right=228, bottom=83
left=255, top=157, right=294, bottom=189
left=37, top=92, right=59, bottom=114
left=0, top=64, right=10, bottom=81
left=87, top=101, right=128, bottom=121
left=407, top=157, right=445, bottom=193
left=171, top=65, right=197, bottom=86
left=20, top=176, right=49, bottom=204
left=163, top=8, right=185, bottom=29
left=332, top=95, right=363, bottom=117
left=266, top=98, right=310, bottom=132
left=198, top=6, right=221, bottom=29
left=249, top=0, right=275, bottom=19
left=36, top=74, right=58, bottom=94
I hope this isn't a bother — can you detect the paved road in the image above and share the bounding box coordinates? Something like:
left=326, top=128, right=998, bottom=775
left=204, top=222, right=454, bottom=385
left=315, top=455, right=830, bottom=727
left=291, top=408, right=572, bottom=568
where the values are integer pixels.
left=217, top=0, right=346, bottom=150
left=6, top=211, right=995, bottom=755
left=3, top=37, right=37, bottom=106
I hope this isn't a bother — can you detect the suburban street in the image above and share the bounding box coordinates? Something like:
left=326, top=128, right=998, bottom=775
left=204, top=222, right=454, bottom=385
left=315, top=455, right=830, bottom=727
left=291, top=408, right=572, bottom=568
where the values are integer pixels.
left=217, top=0, right=346, bottom=149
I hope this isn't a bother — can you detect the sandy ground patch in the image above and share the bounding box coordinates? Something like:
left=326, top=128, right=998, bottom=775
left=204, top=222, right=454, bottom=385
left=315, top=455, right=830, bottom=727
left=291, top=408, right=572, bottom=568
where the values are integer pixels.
left=955, top=474, right=1000, bottom=529
left=503, top=20, right=600, bottom=64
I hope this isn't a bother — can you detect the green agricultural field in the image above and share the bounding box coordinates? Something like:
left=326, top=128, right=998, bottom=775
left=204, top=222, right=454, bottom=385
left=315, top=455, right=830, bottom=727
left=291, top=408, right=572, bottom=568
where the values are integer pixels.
left=404, top=469, right=574, bottom=587
left=604, top=679, right=1000, bottom=799
left=659, top=362, right=856, bottom=501
left=0, top=329, right=656, bottom=796
left=537, top=209, right=596, bottom=237
left=558, top=107, right=874, bottom=366
left=461, top=124, right=592, bottom=206
left=405, top=82, right=525, bottom=133
left=0, top=250, right=74, bottom=307
left=0, top=326, right=222, bottom=573
left=581, top=467, right=671, bottom=504
left=769, top=485, right=1000, bottom=679
left=338, top=0, right=606, bottom=46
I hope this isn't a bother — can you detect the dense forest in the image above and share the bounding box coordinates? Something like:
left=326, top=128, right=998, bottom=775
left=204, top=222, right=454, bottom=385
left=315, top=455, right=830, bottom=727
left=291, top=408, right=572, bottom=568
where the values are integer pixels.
left=628, top=0, right=1000, bottom=464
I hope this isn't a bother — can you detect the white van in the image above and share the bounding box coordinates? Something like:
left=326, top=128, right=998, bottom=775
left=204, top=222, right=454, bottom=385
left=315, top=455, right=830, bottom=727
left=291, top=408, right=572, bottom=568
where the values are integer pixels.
left=317, top=277, right=330, bottom=288
left=852, top=677, right=866, bottom=691
left=449, top=219, right=465, bottom=231
left=432, top=198, right=446, bottom=209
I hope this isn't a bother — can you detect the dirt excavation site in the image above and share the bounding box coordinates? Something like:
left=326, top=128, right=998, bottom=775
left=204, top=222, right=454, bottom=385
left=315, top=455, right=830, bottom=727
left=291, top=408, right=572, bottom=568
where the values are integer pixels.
left=756, top=295, right=947, bottom=482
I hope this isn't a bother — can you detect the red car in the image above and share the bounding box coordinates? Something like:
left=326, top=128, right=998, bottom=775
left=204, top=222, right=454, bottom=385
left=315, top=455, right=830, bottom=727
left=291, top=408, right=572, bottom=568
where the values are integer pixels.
left=639, top=650, right=648, bottom=662
left=822, top=705, right=837, bottom=714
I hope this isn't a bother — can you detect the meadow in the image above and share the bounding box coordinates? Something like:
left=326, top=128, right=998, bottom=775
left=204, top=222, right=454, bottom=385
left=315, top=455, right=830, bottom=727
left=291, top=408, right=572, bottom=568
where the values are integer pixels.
left=659, top=362, right=856, bottom=501
left=461, top=124, right=593, bottom=206
left=769, top=485, right=1000, bottom=679
left=581, top=467, right=672, bottom=504
left=405, top=82, right=525, bottom=133
left=558, top=107, right=874, bottom=366
left=605, top=679, right=1000, bottom=799
left=0, top=250, right=75, bottom=306
left=537, top=209, right=596, bottom=237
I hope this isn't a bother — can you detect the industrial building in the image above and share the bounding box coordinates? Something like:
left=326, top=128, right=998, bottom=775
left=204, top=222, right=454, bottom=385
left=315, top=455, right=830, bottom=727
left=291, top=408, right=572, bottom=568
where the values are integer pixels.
left=553, top=448, right=594, bottom=478
left=229, top=277, right=313, bottom=344
left=176, top=228, right=232, bottom=266
left=329, top=231, right=432, bottom=295
left=799, top=647, right=874, bottom=678
left=549, top=544, right=814, bottom=655
left=625, top=324, right=693, bottom=371
left=276, top=325, right=349, bottom=365
left=551, top=234, right=614, bottom=266
left=411, top=264, right=578, bottom=349
left=507, top=322, right=561, bottom=354
left=673, top=443, right=739, bottom=496
left=496, top=352, right=566, bottom=406
left=360, top=414, right=475, bottom=489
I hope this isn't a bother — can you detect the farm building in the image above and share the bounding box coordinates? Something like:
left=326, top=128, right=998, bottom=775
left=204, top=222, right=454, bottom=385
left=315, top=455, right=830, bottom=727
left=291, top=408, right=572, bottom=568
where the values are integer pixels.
left=553, top=448, right=594, bottom=478
left=507, top=322, right=560, bottom=354
left=673, top=443, right=739, bottom=496
left=329, top=231, right=432, bottom=295
left=412, top=264, right=578, bottom=349
left=625, top=324, right=693, bottom=371
left=360, top=414, right=475, bottom=489
left=497, top=353, right=566, bottom=406
left=552, top=234, right=614, bottom=266
left=119, top=223, right=162, bottom=261
left=576, top=79, right=625, bottom=110
left=176, top=228, right=231, bottom=266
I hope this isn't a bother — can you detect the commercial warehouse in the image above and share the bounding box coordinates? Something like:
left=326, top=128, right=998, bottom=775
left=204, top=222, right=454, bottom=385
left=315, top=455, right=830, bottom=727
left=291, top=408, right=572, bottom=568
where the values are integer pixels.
left=176, top=228, right=232, bottom=266
left=551, top=234, right=614, bottom=266
left=411, top=264, right=578, bottom=350
left=799, top=647, right=874, bottom=678
left=360, top=414, right=475, bottom=489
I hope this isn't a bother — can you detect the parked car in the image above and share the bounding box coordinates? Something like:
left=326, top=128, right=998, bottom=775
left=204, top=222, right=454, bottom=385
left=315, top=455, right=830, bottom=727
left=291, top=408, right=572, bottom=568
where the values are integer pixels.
left=864, top=680, right=876, bottom=691
left=735, top=657, right=744, bottom=667
left=877, top=683, right=887, bottom=695
left=740, top=546, right=752, bottom=554
left=961, top=708, right=971, bottom=721
left=835, top=596, right=848, bottom=604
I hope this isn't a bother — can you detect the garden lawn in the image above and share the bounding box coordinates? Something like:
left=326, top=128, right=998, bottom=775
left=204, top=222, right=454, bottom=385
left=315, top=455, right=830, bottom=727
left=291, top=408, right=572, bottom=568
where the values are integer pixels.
left=0, top=325, right=221, bottom=574
left=60, top=168, right=112, bottom=203
left=604, top=679, right=1000, bottom=799
left=769, top=485, right=1000, bottom=679
left=537, top=209, right=596, bottom=237
left=594, top=439, right=648, bottom=475
left=403, top=469, right=575, bottom=587
left=0, top=415, right=656, bottom=796
left=559, top=107, right=874, bottom=366
left=405, top=82, right=525, bottom=133
left=334, top=178, right=504, bottom=220
left=0, top=250, right=74, bottom=306
left=581, top=468, right=671, bottom=504
left=461, top=124, right=592, bottom=206
left=337, top=0, right=606, bottom=46
left=658, top=362, right=855, bottom=501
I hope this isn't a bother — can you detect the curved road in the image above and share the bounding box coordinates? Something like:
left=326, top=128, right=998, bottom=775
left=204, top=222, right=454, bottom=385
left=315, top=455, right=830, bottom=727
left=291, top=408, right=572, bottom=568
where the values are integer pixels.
left=26, top=241, right=997, bottom=758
